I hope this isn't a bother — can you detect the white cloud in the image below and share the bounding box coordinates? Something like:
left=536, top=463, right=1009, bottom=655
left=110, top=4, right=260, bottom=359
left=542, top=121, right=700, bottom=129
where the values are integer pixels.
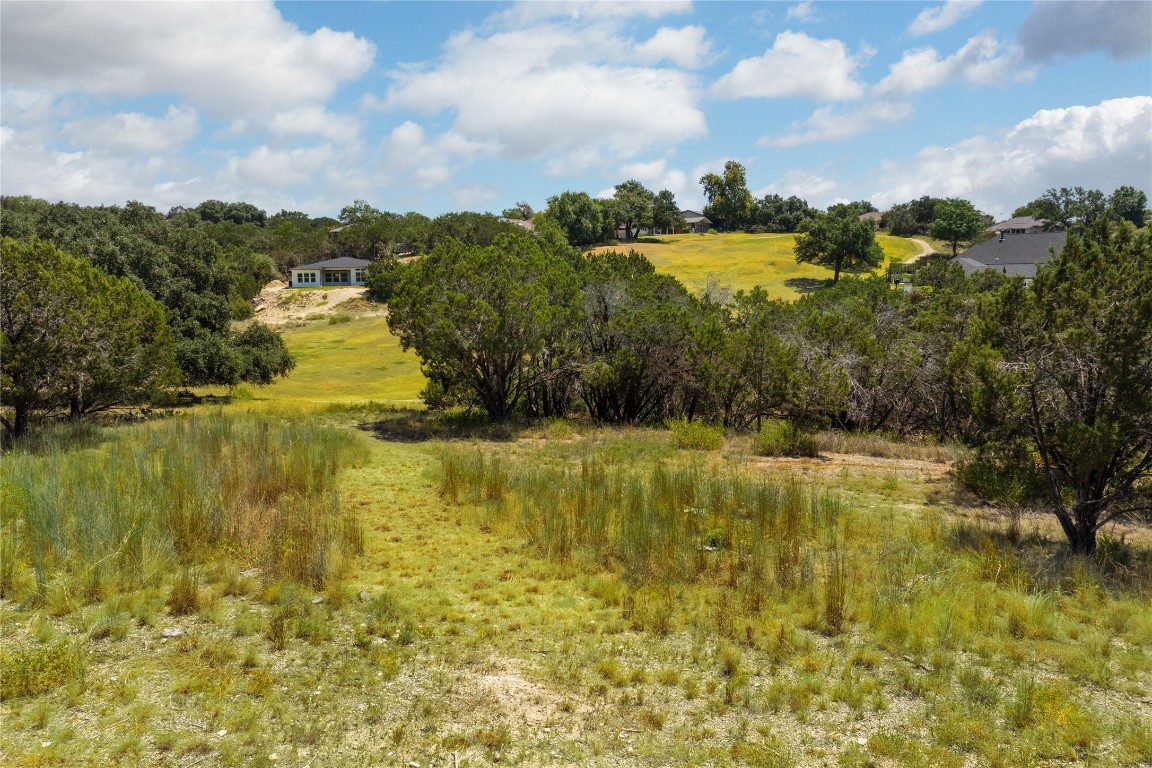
left=0, top=1, right=375, bottom=120
left=907, top=1, right=981, bottom=37
left=1019, top=0, right=1152, bottom=61
left=762, top=101, right=914, bottom=146
left=617, top=158, right=689, bottom=199
left=382, top=21, right=707, bottom=171
left=711, top=32, right=869, bottom=102
left=223, top=144, right=336, bottom=189
left=785, top=3, right=817, bottom=23
left=64, top=105, right=200, bottom=155
left=491, top=1, right=691, bottom=27
left=757, top=170, right=842, bottom=206
left=876, top=31, right=1030, bottom=98
left=379, top=121, right=497, bottom=184
left=872, top=97, right=1152, bottom=218
left=268, top=108, right=361, bottom=143
left=634, top=26, right=713, bottom=69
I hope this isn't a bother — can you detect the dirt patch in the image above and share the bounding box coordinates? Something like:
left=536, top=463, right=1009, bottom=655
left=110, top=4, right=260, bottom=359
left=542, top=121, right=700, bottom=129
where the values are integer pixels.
left=252, top=281, right=388, bottom=326
left=750, top=451, right=952, bottom=479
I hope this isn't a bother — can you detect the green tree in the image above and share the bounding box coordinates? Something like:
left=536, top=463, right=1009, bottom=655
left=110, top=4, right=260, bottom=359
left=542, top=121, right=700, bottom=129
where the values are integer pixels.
left=544, top=191, right=602, bottom=247
left=793, top=212, right=883, bottom=283
left=929, top=198, right=986, bottom=258
left=651, top=189, right=685, bottom=234
left=699, top=161, right=752, bottom=230
left=1, top=238, right=177, bottom=437
left=612, top=180, right=656, bottom=240
left=1108, top=185, right=1148, bottom=227
left=387, top=232, right=580, bottom=420
left=982, top=222, right=1152, bottom=554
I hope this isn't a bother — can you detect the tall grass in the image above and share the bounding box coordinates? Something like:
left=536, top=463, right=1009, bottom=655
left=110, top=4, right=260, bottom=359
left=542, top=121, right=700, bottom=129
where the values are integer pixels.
left=1, top=414, right=365, bottom=601
left=440, top=448, right=845, bottom=611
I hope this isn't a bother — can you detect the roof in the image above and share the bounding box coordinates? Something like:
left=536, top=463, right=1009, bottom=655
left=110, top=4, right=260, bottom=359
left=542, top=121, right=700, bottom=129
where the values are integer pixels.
left=292, top=256, right=371, bottom=271
left=859, top=211, right=883, bottom=222
left=680, top=210, right=711, bottom=224
left=986, top=215, right=1050, bottom=232
left=953, top=231, right=1067, bottom=280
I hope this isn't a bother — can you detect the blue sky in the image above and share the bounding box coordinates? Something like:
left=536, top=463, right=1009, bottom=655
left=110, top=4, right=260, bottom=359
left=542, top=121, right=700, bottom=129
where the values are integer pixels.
left=2, top=1, right=1149, bottom=221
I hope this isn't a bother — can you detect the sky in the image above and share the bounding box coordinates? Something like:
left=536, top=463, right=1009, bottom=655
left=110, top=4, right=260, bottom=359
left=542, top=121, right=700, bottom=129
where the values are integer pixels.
left=2, top=1, right=1150, bottom=222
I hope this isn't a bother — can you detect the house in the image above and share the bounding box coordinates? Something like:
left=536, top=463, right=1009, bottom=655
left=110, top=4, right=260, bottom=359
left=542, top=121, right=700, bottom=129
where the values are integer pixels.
left=985, top=216, right=1051, bottom=235
left=680, top=210, right=711, bottom=233
left=289, top=257, right=371, bottom=288
left=953, top=230, right=1066, bottom=280
left=859, top=211, right=884, bottom=226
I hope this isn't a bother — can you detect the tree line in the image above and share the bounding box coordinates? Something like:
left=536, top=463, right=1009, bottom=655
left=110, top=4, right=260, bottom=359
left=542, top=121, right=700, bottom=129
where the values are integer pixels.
left=383, top=216, right=1151, bottom=556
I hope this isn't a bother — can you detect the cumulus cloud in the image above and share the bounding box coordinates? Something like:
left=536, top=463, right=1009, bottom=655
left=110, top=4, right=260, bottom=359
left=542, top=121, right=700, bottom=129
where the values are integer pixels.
left=757, top=170, right=842, bottom=205
left=762, top=101, right=914, bottom=146
left=711, top=32, right=869, bottom=101
left=1019, top=1, right=1152, bottom=61
left=785, top=3, right=818, bottom=23
left=64, top=105, right=200, bottom=155
left=382, top=21, right=706, bottom=171
left=871, top=97, right=1152, bottom=217
left=876, top=31, right=1031, bottom=98
left=378, top=121, right=497, bottom=187
left=634, top=26, right=713, bottom=69
left=223, top=144, right=336, bottom=189
left=0, top=1, right=375, bottom=120
left=268, top=108, right=361, bottom=143
left=617, top=158, right=690, bottom=199
left=907, top=1, right=981, bottom=37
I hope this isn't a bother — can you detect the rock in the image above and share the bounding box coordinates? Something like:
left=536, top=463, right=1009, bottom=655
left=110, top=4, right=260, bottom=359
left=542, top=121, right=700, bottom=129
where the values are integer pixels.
left=161, top=628, right=185, bottom=638
left=311, top=596, right=324, bottom=604
left=359, top=590, right=371, bottom=602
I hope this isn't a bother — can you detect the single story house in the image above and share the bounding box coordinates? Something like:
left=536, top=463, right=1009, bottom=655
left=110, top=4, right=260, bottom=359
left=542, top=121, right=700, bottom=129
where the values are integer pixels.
left=289, top=257, right=371, bottom=288
left=859, top=211, right=884, bottom=225
left=953, top=230, right=1066, bottom=281
left=680, top=210, right=712, bottom=233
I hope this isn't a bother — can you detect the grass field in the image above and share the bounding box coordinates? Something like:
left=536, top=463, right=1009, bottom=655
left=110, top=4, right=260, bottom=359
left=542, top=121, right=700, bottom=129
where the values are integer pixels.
left=590, top=232, right=923, bottom=298
left=3, top=233, right=1150, bottom=768
left=242, top=316, right=424, bottom=408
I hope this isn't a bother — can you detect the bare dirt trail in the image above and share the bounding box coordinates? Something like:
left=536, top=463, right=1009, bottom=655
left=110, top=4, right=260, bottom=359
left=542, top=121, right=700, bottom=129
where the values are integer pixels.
left=252, top=281, right=387, bottom=326
left=904, top=238, right=934, bottom=263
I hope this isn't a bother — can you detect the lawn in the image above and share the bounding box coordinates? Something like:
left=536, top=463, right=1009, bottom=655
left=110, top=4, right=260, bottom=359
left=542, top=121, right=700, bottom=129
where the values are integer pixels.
left=590, top=232, right=923, bottom=298
left=245, top=316, right=424, bottom=407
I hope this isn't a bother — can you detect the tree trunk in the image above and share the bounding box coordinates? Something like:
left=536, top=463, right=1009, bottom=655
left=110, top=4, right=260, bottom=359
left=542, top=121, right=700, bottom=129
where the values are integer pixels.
left=1067, top=521, right=1097, bottom=556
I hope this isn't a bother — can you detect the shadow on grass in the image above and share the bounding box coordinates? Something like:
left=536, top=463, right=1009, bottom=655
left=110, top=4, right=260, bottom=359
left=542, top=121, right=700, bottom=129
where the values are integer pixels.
left=783, top=277, right=831, bottom=294
left=358, top=410, right=518, bottom=443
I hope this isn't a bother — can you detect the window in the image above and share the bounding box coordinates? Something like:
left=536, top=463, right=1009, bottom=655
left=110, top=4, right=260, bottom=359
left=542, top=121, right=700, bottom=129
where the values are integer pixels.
left=354, top=269, right=364, bottom=283
left=297, top=271, right=317, bottom=285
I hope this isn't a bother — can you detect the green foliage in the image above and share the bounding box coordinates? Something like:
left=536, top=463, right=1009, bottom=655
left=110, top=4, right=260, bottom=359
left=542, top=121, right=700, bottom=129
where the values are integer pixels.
left=232, top=322, right=295, bottom=385
left=749, top=194, right=816, bottom=233
left=1108, top=185, right=1148, bottom=227
left=928, top=198, right=987, bottom=257
left=388, top=230, right=580, bottom=420
left=0, top=237, right=177, bottom=436
left=793, top=212, right=883, bottom=282
left=978, top=222, right=1152, bottom=553
left=613, top=179, right=657, bottom=240
left=953, top=441, right=1048, bottom=507
left=667, top=418, right=724, bottom=450
left=886, top=195, right=943, bottom=236
left=753, top=421, right=818, bottom=458
left=545, top=190, right=602, bottom=247
left=699, top=161, right=752, bottom=231
left=0, top=639, right=86, bottom=700
left=363, top=254, right=405, bottom=302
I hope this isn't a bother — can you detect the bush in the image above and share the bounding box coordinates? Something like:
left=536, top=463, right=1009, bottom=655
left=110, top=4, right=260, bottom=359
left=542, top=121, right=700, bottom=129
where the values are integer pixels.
left=753, top=421, right=819, bottom=457
left=954, top=441, right=1048, bottom=507
left=667, top=418, right=724, bottom=450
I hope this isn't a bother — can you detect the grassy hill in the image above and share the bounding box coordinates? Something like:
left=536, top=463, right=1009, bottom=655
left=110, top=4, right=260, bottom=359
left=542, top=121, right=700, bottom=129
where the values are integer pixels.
left=590, top=232, right=922, bottom=298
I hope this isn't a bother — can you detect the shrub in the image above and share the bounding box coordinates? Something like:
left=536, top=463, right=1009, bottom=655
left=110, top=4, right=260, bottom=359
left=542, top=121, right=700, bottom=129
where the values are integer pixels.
left=667, top=418, right=724, bottom=450
left=954, top=440, right=1048, bottom=507
left=753, top=421, right=819, bottom=458
left=0, top=639, right=86, bottom=700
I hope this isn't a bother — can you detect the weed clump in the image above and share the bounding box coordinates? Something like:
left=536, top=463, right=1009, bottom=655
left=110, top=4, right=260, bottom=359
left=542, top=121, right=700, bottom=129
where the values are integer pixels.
left=667, top=418, right=725, bottom=450
left=752, top=420, right=818, bottom=458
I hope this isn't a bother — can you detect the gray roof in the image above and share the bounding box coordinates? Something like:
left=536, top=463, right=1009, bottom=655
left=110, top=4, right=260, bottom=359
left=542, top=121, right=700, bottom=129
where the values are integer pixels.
left=986, top=215, right=1050, bottom=232
left=292, top=257, right=371, bottom=271
left=953, top=231, right=1066, bottom=280
left=680, top=210, right=711, bottom=224
left=859, top=211, right=883, bottom=222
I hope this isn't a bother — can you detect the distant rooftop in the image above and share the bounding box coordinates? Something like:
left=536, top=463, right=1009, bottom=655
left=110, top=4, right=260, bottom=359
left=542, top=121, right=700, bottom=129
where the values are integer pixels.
left=954, top=231, right=1067, bottom=280
left=292, top=257, right=371, bottom=271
